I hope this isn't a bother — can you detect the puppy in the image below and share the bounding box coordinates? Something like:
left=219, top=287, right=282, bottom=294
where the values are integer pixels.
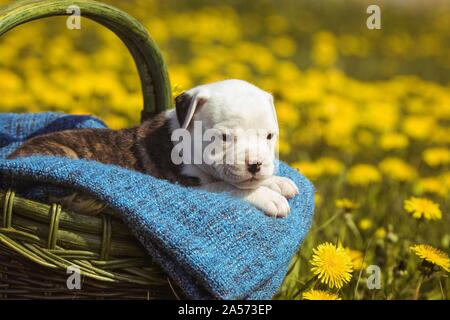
left=8, top=79, right=299, bottom=217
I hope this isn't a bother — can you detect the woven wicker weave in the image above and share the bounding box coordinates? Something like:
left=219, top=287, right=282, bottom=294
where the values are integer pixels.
left=0, top=0, right=178, bottom=299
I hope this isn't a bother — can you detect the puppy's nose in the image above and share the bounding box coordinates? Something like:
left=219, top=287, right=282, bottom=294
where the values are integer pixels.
left=247, top=162, right=262, bottom=174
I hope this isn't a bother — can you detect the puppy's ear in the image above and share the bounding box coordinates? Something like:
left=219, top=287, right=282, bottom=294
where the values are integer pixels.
left=175, top=91, right=208, bottom=129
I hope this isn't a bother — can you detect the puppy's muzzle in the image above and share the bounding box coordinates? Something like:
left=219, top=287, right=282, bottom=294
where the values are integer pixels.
left=247, top=161, right=262, bottom=174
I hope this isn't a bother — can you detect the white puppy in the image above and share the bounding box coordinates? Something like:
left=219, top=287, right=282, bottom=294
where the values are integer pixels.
left=170, top=79, right=299, bottom=217
left=10, top=79, right=299, bottom=217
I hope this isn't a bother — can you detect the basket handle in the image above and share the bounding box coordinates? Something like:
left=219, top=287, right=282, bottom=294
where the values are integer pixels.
left=0, top=0, right=172, bottom=121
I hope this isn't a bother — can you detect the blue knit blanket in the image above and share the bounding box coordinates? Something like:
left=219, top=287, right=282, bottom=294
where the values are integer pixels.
left=0, top=112, right=314, bottom=299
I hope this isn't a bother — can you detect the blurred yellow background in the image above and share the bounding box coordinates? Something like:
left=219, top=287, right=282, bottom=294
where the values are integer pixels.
left=0, top=0, right=449, bottom=299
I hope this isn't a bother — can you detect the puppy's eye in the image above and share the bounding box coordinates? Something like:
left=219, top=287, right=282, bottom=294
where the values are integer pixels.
left=267, top=133, right=273, bottom=140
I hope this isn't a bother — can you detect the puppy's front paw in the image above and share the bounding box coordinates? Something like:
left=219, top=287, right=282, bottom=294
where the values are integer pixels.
left=246, top=186, right=291, bottom=217
left=261, top=176, right=299, bottom=199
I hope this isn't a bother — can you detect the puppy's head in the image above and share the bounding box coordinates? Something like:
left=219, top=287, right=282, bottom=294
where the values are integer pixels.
left=175, top=79, right=279, bottom=189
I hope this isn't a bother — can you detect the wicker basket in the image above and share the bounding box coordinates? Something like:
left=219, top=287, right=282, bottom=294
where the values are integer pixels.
left=0, top=0, right=179, bottom=299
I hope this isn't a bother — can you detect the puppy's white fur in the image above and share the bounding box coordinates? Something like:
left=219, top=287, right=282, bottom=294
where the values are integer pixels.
left=168, top=79, right=299, bottom=217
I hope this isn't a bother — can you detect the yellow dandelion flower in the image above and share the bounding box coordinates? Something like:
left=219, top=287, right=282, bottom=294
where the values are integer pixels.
left=431, top=126, right=450, bottom=145
left=346, top=164, right=381, bottom=186
left=404, top=197, right=442, bottom=220
left=291, top=161, right=323, bottom=180
left=275, top=61, right=302, bottom=83
left=303, top=289, right=341, bottom=300
left=169, top=65, right=192, bottom=89
left=379, top=157, right=417, bottom=182
left=314, top=193, right=323, bottom=206
left=345, top=248, right=365, bottom=270
left=310, top=242, right=353, bottom=289
left=312, top=32, right=337, bottom=67
left=276, top=101, right=300, bottom=126
left=171, top=83, right=184, bottom=99
left=335, top=198, right=359, bottom=211
left=270, top=36, right=297, bottom=57
left=360, top=102, right=398, bottom=132
left=402, top=116, right=434, bottom=140
left=439, top=171, right=450, bottom=189
left=317, top=157, right=345, bottom=176
left=0, top=69, right=22, bottom=91
left=414, top=177, right=448, bottom=198
left=379, top=132, right=409, bottom=150
left=104, top=115, right=128, bottom=130
left=225, top=62, right=251, bottom=79
left=422, top=147, right=450, bottom=167
left=375, top=227, right=386, bottom=239
left=358, top=218, right=373, bottom=231
left=410, top=244, right=450, bottom=272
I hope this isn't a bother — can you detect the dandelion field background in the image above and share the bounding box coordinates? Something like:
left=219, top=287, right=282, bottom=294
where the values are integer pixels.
left=0, top=0, right=449, bottom=300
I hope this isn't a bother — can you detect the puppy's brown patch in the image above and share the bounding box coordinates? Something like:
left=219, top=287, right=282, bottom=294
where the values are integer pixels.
left=8, top=112, right=200, bottom=214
